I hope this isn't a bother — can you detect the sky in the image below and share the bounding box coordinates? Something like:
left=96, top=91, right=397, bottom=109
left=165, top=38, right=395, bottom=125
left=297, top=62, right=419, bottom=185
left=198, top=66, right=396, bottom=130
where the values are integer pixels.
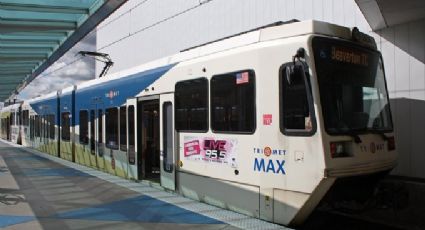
left=17, top=31, right=97, bottom=100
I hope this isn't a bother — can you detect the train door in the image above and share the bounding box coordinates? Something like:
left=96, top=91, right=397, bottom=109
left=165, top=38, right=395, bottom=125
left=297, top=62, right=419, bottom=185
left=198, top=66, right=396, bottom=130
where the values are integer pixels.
left=126, top=98, right=137, bottom=179
left=137, top=96, right=160, bottom=182
left=160, top=93, right=176, bottom=191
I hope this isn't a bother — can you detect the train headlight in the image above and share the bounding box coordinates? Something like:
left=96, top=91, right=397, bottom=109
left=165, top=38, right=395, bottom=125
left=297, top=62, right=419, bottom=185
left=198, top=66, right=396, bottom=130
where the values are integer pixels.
left=330, top=141, right=351, bottom=158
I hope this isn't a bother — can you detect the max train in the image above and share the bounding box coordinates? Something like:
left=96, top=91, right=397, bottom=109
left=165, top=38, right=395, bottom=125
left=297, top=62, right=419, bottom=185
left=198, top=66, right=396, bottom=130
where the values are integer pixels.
left=0, top=20, right=397, bottom=226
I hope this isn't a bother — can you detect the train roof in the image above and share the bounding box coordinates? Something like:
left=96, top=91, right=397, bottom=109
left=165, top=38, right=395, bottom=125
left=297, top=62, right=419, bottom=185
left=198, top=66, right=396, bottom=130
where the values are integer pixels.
left=26, top=20, right=359, bottom=100
left=26, top=91, right=57, bottom=104
left=76, top=20, right=353, bottom=91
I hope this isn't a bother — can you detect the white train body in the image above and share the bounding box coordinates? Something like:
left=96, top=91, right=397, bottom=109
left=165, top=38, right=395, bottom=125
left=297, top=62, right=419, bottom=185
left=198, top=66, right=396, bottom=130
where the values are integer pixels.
left=0, top=20, right=397, bottom=226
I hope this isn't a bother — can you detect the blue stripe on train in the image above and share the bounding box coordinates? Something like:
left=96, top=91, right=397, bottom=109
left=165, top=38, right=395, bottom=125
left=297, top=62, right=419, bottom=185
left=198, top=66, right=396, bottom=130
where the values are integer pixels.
left=29, top=63, right=177, bottom=126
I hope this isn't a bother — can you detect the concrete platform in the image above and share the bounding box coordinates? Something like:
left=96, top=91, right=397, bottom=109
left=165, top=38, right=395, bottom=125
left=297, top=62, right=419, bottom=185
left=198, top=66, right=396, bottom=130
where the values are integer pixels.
left=0, top=139, right=288, bottom=230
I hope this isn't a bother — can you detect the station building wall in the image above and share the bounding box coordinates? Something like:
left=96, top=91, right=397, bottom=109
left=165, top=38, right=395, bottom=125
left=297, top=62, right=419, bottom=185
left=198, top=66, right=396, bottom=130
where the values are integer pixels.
left=96, top=0, right=425, bottom=179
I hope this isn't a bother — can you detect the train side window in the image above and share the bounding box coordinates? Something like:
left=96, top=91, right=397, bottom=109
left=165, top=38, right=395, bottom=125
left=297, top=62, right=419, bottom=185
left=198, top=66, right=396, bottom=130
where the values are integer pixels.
left=211, top=70, right=256, bottom=133
left=49, top=115, right=55, bottom=139
left=120, top=106, right=127, bottom=151
left=22, top=110, right=29, bottom=126
left=90, top=110, right=95, bottom=154
left=98, top=110, right=103, bottom=144
left=61, top=112, right=71, bottom=141
left=128, top=106, right=135, bottom=164
left=175, top=78, right=208, bottom=132
left=30, top=116, right=33, bottom=139
left=79, top=110, right=89, bottom=145
left=105, top=107, right=118, bottom=149
left=35, top=115, right=39, bottom=137
left=45, top=115, right=49, bottom=139
left=280, top=62, right=316, bottom=136
left=31, top=116, right=35, bottom=140
left=43, top=115, right=48, bottom=139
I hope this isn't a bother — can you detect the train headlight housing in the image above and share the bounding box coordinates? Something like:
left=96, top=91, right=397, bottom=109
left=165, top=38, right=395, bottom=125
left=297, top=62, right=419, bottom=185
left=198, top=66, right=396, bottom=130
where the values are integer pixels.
left=330, top=141, right=352, bottom=158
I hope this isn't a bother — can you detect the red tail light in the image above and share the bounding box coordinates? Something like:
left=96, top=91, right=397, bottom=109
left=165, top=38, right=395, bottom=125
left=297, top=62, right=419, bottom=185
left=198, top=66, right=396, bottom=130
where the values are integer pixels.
left=330, top=142, right=337, bottom=158
left=388, top=136, right=396, bottom=151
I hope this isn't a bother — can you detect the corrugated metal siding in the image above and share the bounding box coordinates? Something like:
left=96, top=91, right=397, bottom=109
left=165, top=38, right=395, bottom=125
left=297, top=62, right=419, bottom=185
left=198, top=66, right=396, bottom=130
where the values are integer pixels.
left=97, top=0, right=425, bottom=179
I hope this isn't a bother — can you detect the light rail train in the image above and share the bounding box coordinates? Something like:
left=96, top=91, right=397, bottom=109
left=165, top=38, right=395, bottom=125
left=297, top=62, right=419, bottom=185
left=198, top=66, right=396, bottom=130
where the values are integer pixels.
left=0, top=20, right=397, bottom=226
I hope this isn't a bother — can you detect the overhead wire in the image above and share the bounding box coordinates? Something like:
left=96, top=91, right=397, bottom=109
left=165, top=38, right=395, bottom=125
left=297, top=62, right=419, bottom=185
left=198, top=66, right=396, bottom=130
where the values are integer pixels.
left=37, top=0, right=214, bottom=79
left=98, top=0, right=215, bottom=51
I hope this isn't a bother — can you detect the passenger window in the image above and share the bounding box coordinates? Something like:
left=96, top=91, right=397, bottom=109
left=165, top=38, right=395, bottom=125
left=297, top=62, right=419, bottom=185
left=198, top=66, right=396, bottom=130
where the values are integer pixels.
left=98, top=110, right=103, bottom=144
left=98, top=109, right=104, bottom=158
left=128, top=106, right=135, bottom=164
left=90, top=110, right=95, bottom=154
left=280, top=63, right=315, bottom=135
left=49, top=115, right=55, bottom=140
left=39, top=115, right=43, bottom=140
left=61, top=112, right=71, bottom=141
left=105, top=107, right=118, bottom=149
left=35, top=115, right=39, bottom=137
left=120, top=106, right=127, bottom=151
left=44, top=115, right=48, bottom=139
left=79, top=110, right=89, bottom=144
left=211, top=70, right=256, bottom=133
left=30, top=116, right=34, bottom=140
left=23, top=110, right=29, bottom=126
left=175, top=78, right=208, bottom=132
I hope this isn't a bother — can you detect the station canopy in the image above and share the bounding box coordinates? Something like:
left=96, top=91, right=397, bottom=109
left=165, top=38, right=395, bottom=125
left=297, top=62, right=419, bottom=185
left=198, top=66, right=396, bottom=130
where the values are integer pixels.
left=0, top=0, right=127, bottom=102
left=355, top=0, right=425, bottom=30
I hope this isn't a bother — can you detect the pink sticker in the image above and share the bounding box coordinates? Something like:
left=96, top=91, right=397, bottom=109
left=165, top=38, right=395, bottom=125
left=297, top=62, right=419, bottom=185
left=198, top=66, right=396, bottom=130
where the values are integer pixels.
left=184, top=140, right=201, bottom=156
left=263, top=114, right=272, bottom=125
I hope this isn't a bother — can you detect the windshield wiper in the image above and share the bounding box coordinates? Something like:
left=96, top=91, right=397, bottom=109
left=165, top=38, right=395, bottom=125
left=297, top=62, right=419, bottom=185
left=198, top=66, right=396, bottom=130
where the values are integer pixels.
left=343, top=123, right=365, bottom=144
left=331, top=127, right=363, bottom=143
left=347, top=130, right=362, bottom=144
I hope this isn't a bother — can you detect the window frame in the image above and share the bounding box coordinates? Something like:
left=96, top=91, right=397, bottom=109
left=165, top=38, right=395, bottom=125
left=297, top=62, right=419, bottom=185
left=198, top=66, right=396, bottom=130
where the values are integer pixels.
left=210, top=69, right=257, bottom=134
left=175, top=77, right=209, bottom=133
left=279, top=62, right=317, bottom=136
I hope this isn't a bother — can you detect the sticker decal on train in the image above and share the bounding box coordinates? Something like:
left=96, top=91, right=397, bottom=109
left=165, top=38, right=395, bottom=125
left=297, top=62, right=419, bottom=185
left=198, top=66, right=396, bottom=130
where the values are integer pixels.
left=183, top=137, right=238, bottom=167
left=254, top=158, right=286, bottom=174
left=254, top=147, right=286, bottom=156
left=253, top=146, right=286, bottom=174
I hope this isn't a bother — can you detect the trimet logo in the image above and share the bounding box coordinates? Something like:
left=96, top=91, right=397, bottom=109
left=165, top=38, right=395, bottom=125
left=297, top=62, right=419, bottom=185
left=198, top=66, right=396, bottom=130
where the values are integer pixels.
left=253, top=146, right=286, bottom=174
left=253, top=147, right=286, bottom=157
left=105, top=90, right=119, bottom=99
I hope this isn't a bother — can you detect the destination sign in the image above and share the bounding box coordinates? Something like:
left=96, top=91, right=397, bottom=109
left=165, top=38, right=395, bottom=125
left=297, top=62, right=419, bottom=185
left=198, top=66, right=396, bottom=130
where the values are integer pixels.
left=331, top=46, right=368, bottom=66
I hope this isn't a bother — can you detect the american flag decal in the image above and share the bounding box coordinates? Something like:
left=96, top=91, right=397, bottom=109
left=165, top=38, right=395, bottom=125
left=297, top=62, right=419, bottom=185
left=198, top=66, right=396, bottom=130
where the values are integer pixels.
left=236, top=72, right=249, bottom=84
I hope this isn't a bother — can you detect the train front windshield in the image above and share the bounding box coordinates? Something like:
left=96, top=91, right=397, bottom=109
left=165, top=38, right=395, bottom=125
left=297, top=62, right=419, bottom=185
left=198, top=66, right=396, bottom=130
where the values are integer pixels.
left=312, top=37, right=393, bottom=135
